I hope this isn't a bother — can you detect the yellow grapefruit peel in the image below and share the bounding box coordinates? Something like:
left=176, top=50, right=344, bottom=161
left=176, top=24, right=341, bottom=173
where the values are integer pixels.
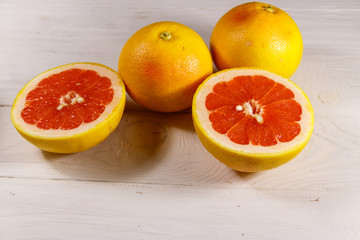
left=118, top=21, right=213, bottom=112
left=210, top=2, right=303, bottom=78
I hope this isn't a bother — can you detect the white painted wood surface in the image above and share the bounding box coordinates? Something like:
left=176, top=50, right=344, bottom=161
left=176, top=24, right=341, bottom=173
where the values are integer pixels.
left=1, top=0, right=360, bottom=239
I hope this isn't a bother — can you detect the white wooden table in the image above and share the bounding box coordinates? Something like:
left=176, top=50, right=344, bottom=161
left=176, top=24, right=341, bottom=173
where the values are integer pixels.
left=1, top=1, right=360, bottom=239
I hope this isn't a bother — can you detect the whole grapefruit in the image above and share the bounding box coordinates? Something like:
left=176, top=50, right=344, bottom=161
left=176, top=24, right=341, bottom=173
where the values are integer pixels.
left=118, top=21, right=213, bottom=112
left=210, top=2, right=303, bottom=78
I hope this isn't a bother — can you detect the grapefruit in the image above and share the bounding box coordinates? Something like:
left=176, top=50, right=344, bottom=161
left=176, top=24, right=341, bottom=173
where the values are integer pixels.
left=192, top=68, right=314, bottom=172
left=118, top=21, right=213, bottom=112
left=11, top=62, right=126, bottom=153
left=210, top=2, right=303, bottom=78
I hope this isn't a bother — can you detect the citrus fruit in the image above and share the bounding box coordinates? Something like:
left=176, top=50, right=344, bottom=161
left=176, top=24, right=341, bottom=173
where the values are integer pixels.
left=118, top=21, right=213, bottom=112
left=210, top=2, right=303, bottom=78
left=192, top=68, right=314, bottom=172
left=10, top=62, right=126, bottom=153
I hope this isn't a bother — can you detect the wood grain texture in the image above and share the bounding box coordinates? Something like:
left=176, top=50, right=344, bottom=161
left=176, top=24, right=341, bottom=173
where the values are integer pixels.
left=1, top=178, right=359, bottom=240
left=1, top=0, right=360, bottom=239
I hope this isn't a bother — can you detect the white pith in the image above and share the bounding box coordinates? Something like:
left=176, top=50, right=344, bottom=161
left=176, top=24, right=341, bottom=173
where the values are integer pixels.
left=57, top=91, right=84, bottom=110
left=194, top=69, right=313, bottom=154
left=241, top=100, right=264, bottom=124
left=12, top=63, right=124, bottom=137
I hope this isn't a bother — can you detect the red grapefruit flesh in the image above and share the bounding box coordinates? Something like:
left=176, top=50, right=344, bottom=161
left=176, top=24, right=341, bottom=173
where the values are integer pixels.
left=206, top=75, right=302, bottom=146
left=21, top=69, right=114, bottom=130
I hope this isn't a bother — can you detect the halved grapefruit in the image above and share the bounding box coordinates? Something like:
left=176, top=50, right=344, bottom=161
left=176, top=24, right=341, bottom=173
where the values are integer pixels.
left=11, top=62, right=126, bottom=153
left=192, top=68, right=314, bottom=172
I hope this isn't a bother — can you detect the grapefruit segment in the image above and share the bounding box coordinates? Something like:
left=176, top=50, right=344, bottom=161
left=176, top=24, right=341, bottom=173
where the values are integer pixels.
left=205, top=92, right=239, bottom=111
left=252, top=75, right=275, bottom=101
left=214, top=81, right=248, bottom=104
left=258, top=83, right=295, bottom=105
left=264, top=99, right=302, bottom=115
left=246, top=118, right=278, bottom=146
left=229, top=75, right=254, bottom=100
left=227, top=116, right=251, bottom=145
left=192, top=68, right=314, bottom=172
left=209, top=105, right=245, bottom=134
left=11, top=62, right=126, bottom=153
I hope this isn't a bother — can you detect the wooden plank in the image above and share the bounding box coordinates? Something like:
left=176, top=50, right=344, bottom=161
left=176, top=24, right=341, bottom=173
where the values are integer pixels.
left=2, top=0, right=360, bottom=10
left=1, top=177, right=359, bottom=240
left=292, top=58, right=360, bottom=118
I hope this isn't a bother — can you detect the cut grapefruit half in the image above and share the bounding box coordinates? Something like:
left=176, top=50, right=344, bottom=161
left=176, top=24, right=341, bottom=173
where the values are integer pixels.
left=11, top=62, right=126, bottom=153
left=192, top=68, right=314, bottom=172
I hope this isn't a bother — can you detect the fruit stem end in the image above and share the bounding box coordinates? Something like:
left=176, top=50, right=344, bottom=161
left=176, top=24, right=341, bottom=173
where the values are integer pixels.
left=263, top=5, right=275, bottom=13
left=160, top=31, right=172, bottom=41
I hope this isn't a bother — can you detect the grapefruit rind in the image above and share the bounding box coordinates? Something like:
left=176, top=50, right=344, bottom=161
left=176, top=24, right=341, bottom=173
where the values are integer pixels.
left=210, top=2, right=303, bottom=78
left=11, top=62, right=126, bottom=153
left=192, top=68, right=314, bottom=172
left=118, top=21, right=213, bottom=113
